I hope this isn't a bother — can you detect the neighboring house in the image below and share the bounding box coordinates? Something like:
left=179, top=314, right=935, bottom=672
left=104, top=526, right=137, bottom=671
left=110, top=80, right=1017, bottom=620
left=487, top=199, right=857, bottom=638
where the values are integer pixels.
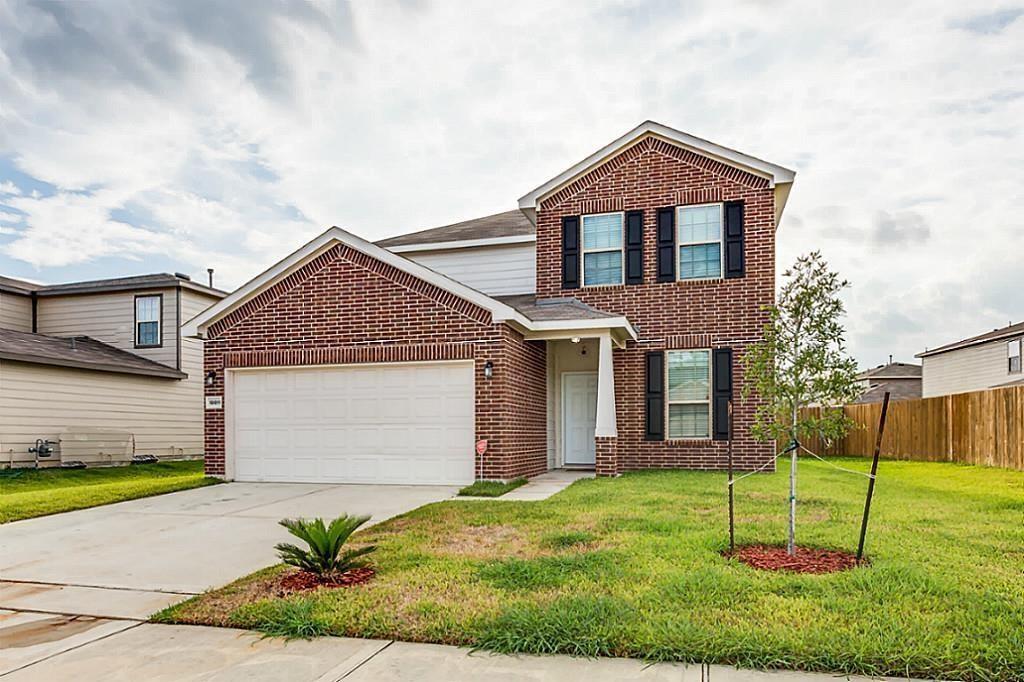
left=0, top=273, right=224, bottom=467
left=918, top=320, right=1024, bottom=398
left=853, top=360, right=921, bottom=403
left=185, top=121, right=796, bottom=484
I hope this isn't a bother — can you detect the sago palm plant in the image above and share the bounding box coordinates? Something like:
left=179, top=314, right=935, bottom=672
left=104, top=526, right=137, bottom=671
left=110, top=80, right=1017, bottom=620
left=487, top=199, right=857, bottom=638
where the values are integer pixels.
left=275, top=514, right=376, bottom=577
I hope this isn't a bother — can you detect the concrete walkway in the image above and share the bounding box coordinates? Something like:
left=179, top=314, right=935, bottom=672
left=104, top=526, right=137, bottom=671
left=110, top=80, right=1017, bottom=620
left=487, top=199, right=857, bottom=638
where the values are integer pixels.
left=458, top=469, right=594, bottom=501
left=0, top=621, right=919, bottom=681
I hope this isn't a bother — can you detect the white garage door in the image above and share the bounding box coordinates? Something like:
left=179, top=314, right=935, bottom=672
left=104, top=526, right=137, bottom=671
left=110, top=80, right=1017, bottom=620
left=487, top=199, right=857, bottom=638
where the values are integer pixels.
left=230, top=361, right=475, bottom=485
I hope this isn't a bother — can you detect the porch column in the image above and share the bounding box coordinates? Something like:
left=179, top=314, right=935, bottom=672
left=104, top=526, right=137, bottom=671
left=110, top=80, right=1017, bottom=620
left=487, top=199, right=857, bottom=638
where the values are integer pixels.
left=595, top=332, right=617, bottom=438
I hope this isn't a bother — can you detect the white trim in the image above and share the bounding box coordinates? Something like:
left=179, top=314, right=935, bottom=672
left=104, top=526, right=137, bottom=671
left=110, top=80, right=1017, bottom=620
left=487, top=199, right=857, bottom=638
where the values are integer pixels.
left=184, top=225, right=638, bottom=343
left=385, top=234, right=535, bottom=253
left=518, top=121, right=796, bottom=216
left=580, top=211, right=625, bottom=288
left=676, top=203, right=725, bottom=282
left=522, top=320, right=637, bottom=348
left=183, top=226, right=531, bottom=337
left=665, top=348, right=713, bottom=441
left=561, top=370, right=598, bottom=466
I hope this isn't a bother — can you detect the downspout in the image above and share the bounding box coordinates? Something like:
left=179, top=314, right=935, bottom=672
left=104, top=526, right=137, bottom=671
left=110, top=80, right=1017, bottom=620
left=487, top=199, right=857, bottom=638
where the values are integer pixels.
left=175, top=287, right=182, bottom=371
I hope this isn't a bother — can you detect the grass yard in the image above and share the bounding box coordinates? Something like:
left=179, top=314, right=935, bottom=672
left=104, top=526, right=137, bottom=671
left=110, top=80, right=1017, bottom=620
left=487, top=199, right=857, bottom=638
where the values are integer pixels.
left=457, top=477, right=528, bottom=497
left=0, top=460, right=219, bottom=523
left=158, top=459, right=1024, bottom=681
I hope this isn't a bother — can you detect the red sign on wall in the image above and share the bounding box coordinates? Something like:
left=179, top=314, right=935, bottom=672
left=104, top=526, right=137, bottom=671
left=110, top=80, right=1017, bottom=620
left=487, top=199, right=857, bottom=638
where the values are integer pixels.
left=475, top=440, right=488, bottom=456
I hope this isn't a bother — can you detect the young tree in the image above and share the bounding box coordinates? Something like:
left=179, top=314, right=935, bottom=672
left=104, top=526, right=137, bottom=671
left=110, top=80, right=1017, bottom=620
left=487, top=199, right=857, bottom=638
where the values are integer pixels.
left=744, top=251, right=861, bottom=555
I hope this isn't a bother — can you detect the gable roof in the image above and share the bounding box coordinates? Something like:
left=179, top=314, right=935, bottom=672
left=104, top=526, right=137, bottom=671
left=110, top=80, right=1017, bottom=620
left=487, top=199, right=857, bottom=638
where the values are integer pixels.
left=0, top=272, right=225, bottom=298
left=856, top=362, right=922, bottom=380
left=517, top=121, right=796, bottom=224
left=0, top=328, right=186, bottom=379
left=378, top=210, right=534, bottom=251
left=917, top=320, right=1024, bottom=358
left=182, top=226, right=636, bottom=344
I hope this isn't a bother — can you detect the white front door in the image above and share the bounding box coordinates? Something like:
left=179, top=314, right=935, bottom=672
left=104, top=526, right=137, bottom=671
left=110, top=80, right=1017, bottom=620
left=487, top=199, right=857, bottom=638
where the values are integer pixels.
left=229, top=361, right=475, bottom=485
left=562, top=372, right=598, bottom=466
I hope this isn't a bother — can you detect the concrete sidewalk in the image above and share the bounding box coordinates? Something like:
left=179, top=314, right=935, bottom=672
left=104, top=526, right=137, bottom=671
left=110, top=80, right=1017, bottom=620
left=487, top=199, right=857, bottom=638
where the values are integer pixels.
left=0, top=621, right=918, bottom=681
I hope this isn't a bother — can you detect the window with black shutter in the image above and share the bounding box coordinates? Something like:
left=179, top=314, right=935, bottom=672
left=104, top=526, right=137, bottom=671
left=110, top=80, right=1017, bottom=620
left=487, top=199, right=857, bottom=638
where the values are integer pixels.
left=712, top=348, right=734, bottom=440
left=625, top=210, right=644, bottom=285
left=724, top=201, right=745, bottom=278
left=561, top=216, right=580, bottom=289
left=656, top=207, right=675, bottom=282
left=645, top=351, right=665, bottom=440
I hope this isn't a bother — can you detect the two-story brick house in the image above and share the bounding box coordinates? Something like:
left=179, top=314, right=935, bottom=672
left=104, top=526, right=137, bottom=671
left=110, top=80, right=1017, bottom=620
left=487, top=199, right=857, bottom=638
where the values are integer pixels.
left=185, top=121, right=795, bottom=484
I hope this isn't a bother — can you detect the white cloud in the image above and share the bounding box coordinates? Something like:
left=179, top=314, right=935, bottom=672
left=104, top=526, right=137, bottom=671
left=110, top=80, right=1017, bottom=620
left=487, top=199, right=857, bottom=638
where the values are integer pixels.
left=0, top=181, right=20, bottom=195
left=0, top=0, right=1021, bottom=367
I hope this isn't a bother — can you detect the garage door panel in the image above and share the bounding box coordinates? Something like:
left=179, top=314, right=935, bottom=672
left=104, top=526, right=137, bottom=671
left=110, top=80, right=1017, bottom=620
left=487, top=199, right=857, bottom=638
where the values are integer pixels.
left=231, top=362, right=474, bottom=485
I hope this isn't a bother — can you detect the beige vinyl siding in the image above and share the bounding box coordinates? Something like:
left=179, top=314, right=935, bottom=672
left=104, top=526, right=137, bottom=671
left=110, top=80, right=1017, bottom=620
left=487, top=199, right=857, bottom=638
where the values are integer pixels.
left=0, top=291, right=33, bottom=332
left=0, top=288, right=223, bottom=466
left=402, top=243, right=536, bottom=295
left=921, top=339, right=1014, bottom=397
left=36, top=288, right=178, bottom=367
left=0, top=361, right=203, bottom=466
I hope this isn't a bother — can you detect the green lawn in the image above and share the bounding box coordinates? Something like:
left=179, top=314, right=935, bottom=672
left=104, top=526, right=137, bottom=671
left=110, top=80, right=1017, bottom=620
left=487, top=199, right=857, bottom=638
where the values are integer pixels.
left=0, top=460, right=219, bottom=523
left=158, top=459, right=1024, bottom=681
left=457, top=477, right=528, bottom=497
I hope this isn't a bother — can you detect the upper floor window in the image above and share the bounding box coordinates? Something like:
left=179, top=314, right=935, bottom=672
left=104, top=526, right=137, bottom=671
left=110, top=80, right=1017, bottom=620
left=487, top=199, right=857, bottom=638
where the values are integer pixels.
left=582, top=212, right=623, bottom=286
left=135, top=295, right=162, bottom=348
left=666, top=349, right=711, bottom=439
left=1009, top=338, right=1022, bottom=374
left=677, top=204, right=722, bottom=280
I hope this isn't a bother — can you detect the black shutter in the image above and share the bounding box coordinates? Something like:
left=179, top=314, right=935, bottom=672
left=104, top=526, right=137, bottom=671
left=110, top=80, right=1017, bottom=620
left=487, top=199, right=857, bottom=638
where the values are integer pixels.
left=561, top=216, right=580, bottom=289
left=724, top=201, right=745, bottom=279
left=645, top=351, right=665, bottom=441
left=625, top=210, right=644, bottom=285
left=712, top=348, right=733, bottom=441
left=656, top=207, right=675, bottom=282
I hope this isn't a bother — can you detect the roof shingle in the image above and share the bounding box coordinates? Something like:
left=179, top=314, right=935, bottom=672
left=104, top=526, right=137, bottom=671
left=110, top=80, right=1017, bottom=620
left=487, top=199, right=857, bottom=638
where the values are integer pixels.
left=377, top=210, right=534, bottom=248
left=0, top=328, right=186, bottom=379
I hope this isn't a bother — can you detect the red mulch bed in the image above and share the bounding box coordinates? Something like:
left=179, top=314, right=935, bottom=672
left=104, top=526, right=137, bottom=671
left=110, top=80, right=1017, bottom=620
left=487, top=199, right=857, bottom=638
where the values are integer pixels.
left=277, top=567, right=375, bottom=593
left=726, top=544, right=860, bottom=574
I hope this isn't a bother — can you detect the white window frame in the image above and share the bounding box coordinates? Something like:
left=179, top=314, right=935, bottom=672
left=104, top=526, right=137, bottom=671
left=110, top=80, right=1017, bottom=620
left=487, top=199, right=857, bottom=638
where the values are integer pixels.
left=134, top=294, right=162, bottom=348
left=676, top=203, right=725, bottom=282
left=1009, top=338, right=1022, bottom=374
left=581, top=211, right=625, bottom=287
left=665, top=348, right=712, bottom=440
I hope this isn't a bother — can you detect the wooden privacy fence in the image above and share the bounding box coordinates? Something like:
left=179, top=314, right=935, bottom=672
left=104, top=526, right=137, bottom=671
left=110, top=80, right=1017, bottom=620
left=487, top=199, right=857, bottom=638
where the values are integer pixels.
left=795, top=384, right=1024, bottom=472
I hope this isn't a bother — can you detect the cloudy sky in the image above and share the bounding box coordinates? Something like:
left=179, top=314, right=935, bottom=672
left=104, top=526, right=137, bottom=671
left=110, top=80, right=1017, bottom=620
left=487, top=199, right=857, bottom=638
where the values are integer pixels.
left=0, top=1, right=1021, bottom=367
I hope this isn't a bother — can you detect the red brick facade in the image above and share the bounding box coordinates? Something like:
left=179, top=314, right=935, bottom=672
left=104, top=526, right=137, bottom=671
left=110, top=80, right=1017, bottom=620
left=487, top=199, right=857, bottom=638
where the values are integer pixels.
left=536, top=135, right=776, bottom=472
left=203, top=132, right=776, bottom=481
left=202, top=243, right=547, bottom=480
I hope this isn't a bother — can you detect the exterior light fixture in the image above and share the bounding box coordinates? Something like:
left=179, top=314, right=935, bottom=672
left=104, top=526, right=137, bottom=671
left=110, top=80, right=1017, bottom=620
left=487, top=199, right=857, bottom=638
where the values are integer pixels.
left=205, top=370, right=216, bottom=387
left=571, top=337, right=581, bottom=344
left=483, top=361, right=494, bottom=380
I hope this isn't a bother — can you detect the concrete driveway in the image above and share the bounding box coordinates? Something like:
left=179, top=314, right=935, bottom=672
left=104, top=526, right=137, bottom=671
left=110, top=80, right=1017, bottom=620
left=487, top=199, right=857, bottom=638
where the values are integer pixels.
left=0, top=482, right=456, bottom=626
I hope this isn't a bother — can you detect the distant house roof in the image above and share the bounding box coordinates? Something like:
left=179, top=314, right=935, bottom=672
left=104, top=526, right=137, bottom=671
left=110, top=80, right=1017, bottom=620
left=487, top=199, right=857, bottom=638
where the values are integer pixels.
left=495, top=295, right=617, bottom=322
left=377, top=210, right=535, bottom=250
left=0, top=273, right=226, bottom=298
left=917, top=320, right=1024, bottom=358
left=993, top=376, right=1024, bottom=389
left=0, top=328, right=186, bottom=379
left=853, top=380, right=922, bottom=404
left=856, top=362, right=922, bottom=380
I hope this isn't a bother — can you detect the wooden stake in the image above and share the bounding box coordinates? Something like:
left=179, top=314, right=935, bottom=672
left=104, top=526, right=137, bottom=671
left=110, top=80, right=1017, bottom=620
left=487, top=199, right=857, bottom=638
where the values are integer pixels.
left=857, top=391, right=890, bottom=563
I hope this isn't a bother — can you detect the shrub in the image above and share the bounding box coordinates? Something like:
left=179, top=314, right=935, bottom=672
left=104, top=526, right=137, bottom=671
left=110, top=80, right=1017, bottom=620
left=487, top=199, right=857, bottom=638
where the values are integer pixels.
left=275, top=514, right=376, bottom=577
